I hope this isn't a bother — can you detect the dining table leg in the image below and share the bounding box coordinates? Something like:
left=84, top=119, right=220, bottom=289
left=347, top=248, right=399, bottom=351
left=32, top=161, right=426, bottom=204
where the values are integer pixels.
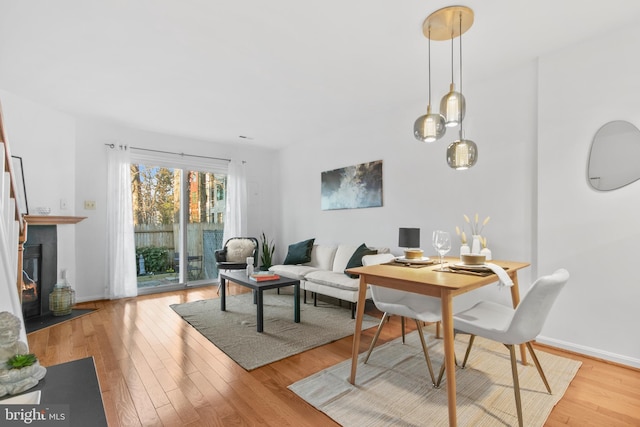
left=509, top=272, right=528, bottom=365
left=441, top=289, right=457, bottom=427
left=349, top=275, right=368, bottom=384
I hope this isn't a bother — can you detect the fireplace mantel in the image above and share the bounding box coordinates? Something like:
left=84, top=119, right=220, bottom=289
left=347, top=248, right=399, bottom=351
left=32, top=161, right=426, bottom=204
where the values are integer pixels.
left=25, top=215, right=87, bottom=225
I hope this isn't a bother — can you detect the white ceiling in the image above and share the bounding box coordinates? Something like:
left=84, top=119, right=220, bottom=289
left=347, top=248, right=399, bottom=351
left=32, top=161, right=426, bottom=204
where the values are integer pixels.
left=1, top=0, right=640, bottom=150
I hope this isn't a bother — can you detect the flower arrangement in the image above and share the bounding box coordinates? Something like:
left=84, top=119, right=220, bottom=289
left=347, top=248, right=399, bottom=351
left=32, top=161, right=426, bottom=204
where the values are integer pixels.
left=463, top=213, right=490, bottom=236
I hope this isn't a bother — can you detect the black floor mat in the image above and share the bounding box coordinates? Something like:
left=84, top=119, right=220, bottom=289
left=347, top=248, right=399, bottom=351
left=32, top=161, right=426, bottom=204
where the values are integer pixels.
left=25, top=309, right=96, bottom=334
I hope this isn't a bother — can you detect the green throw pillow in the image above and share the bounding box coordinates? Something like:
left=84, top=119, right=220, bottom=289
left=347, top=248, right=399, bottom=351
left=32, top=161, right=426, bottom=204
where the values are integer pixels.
left=283, top=238, right=315, bottom=264
left=345, top=243, right=378, bottom=278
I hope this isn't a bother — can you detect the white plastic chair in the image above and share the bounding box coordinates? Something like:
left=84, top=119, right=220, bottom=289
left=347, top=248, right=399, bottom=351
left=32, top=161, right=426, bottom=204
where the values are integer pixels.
left=361, top=253, right=442, bottom=385
left=452, top=268, right=570, bottom=427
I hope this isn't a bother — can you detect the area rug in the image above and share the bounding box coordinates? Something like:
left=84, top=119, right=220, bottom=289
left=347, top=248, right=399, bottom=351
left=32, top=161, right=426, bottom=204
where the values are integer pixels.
left=25, top=309, right=96, bottom=334
left=290, top=330, right=581, bottom=427
left=170, top=291, right=379, bottom=370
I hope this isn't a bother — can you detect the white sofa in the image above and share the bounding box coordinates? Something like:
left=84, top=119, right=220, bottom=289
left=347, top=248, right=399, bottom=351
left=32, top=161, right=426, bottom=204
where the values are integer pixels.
left=269, top=243, right=390, bottom=318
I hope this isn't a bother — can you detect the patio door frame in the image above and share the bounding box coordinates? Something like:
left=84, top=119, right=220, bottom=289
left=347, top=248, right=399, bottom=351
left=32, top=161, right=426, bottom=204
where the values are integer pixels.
left=130, top=148, right=229, bottom=292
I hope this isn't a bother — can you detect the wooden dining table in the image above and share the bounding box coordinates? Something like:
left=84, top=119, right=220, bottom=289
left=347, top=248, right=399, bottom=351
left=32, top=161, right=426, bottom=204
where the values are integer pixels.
left=346, top=257, right=530, bottom=427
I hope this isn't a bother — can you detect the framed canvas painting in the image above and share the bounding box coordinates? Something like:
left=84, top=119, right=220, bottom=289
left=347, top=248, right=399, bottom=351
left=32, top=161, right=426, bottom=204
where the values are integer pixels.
left=321, top=160, right=383, bottom=210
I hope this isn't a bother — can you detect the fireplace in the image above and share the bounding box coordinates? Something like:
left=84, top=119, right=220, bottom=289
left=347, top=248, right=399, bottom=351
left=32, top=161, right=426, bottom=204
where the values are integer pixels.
left=22, top=225, right=57, bottom=319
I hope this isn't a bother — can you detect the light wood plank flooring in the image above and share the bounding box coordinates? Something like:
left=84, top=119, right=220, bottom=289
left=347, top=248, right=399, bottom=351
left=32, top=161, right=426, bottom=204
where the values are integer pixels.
left=27, top=284, right=640, bottom=426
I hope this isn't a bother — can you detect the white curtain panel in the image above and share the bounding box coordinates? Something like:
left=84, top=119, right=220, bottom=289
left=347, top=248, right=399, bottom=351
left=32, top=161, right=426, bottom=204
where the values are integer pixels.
left=222, top=160, right=247, bottom=244
left=106, top=145, right=137, bottom=299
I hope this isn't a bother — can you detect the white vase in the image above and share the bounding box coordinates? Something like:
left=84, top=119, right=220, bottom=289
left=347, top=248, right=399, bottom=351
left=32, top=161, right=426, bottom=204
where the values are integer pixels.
left=460, top=244, right=470, bottom=257
left=480, top=247, right=492, bottom=260
left=471, top=235, right=481, bottom=254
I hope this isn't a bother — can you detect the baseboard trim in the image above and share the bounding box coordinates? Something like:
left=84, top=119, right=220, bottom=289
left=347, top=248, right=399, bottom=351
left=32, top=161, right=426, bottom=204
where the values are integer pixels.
left=536, top=335, right=640, bottom=369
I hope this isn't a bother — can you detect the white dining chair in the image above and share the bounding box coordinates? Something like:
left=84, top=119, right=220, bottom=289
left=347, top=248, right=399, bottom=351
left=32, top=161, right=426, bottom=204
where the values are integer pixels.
left=361, top=253, right=442, bottom=385
left=451, top=268, right=570, bottom=427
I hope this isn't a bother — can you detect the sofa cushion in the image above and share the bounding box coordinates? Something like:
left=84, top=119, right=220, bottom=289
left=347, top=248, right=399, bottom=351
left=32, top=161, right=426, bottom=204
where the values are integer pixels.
left=345, top=243, right=378, bottom=278
left=225, top=238, right=256, bottom=262
left=269, top=264, right=319, bottom=280
left=304, top=270, right=360, bottom=291
left=283, top=238, right=315, bottom=264
left=332, top=245, right=360, bottom=272
left=308, top=245, right=338, bottom=270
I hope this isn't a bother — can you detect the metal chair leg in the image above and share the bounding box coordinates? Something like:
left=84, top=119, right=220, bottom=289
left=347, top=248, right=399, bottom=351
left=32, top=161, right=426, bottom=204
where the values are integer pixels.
left=461, top=335, right=475, bottom=368
left=507, top=344, right=524, bottom=427
left=435, top=332, right=463, bottom=388
left=526, top=342, right=552, bottom=394
left=415, top=320, right=436, bottom=385
left=363, top=312, right=389, bottom=364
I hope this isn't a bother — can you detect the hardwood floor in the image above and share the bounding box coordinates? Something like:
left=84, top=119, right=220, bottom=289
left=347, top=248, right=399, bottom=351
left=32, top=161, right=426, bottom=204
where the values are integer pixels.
left=27, top=284, right=640, bottom=426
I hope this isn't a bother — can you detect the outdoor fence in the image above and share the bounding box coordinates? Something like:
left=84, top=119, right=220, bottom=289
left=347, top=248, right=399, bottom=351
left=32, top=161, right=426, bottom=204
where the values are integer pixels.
left=134, top=223, right=224, bottom=280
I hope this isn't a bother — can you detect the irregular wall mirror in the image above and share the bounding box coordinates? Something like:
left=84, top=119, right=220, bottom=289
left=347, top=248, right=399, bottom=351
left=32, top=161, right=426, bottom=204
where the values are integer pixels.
left=588, top=120, right=640, bottom=191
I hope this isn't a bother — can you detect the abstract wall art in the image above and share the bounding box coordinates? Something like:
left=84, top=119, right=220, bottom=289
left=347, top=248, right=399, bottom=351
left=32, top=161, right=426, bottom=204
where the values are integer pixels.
left=321, top=160, right=383, bottom=210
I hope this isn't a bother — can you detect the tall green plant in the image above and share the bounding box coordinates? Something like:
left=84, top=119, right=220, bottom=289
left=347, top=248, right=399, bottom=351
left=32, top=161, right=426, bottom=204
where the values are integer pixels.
left=260, top=232, right=275, bottom=270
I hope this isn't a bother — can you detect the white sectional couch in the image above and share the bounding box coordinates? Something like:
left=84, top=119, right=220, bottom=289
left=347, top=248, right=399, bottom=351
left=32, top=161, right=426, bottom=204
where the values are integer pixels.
left=269, top=243, right=390, bottom=318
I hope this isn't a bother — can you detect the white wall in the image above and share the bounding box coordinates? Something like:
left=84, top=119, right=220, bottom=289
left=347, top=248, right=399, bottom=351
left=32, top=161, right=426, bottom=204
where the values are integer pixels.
left=0, top=90, right=280, bottom=303
left=3, top=22, right=640, bottom=368
left=73, top=119, right=279, bottom=301
left=0, top=89, right=78, bottom=288
left=275, top=25, right=640, bottom=368
left=537, top=25, right=640, bottom=366
left=277, top=61, right=538, bottom=312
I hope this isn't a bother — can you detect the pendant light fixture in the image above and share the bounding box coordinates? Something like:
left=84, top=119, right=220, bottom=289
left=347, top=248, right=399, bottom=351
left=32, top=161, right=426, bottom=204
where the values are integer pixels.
left=446, top=9, right=477, bottom=169
left=440, top=34, right=465, bottom=127
left=414, top=28, right=445, bottom=143
left=418, top=6, right=477, bottom=169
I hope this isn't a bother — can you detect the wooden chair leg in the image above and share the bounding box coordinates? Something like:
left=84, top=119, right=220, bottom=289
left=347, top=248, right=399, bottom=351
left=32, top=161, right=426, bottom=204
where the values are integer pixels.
left=363, top=312, right=389, bottom=364
left=526, top=342, right=552, bottom=394
left=507, top=344, right=524, bottom=427
left=401, top=316, right=406, bottom=343
left=415, top=320, right=436, bottom=385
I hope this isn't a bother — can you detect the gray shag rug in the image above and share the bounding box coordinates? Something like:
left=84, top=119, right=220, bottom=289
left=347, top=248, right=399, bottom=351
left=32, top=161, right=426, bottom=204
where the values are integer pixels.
left=170, top=291, right=379, bottom=370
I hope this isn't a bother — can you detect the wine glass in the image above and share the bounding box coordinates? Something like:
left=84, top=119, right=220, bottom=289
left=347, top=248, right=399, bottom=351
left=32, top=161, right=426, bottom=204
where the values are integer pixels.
left=432, top=230, right=451, bottom=271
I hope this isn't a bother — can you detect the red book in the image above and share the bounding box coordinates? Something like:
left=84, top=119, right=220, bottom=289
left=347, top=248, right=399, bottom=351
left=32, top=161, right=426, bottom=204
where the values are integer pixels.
left=249, top=273, right=280, bottom=282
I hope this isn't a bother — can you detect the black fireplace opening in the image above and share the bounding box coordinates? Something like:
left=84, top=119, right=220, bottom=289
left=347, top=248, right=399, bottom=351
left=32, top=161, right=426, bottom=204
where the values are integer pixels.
left=22, top=225, right=57, bottom=320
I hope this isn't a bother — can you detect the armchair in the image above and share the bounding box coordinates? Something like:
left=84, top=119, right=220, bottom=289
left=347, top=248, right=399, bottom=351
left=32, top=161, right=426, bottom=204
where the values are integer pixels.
left=215, top=237, right=259, bottom=294
left=214, top=237, right=259, bottom=271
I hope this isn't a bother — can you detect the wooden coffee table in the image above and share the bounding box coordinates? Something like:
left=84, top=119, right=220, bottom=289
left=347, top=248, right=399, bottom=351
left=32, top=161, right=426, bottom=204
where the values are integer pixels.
left=219, top=271, right=300, bottom=332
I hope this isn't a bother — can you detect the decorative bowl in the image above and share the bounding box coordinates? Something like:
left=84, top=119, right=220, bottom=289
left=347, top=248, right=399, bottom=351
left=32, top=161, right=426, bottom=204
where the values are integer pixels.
left=461, top=254, right=486, bottom=265
left=404, top=249, right=424, bottom=260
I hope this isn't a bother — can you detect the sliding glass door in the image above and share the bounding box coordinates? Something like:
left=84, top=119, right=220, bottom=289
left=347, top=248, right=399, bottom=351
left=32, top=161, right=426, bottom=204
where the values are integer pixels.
left=130, top=154, right=227, bottom=292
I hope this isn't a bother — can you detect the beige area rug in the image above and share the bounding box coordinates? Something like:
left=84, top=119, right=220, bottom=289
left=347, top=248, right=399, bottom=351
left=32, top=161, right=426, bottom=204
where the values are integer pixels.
left=170, top=291, right=379, bottom=370
left=290, top=329, right=581, bottom=426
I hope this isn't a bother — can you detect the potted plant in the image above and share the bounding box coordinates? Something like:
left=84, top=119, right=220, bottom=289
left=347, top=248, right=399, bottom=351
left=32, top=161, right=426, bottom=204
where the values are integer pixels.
left=259, top=232, right=275, bottom=271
